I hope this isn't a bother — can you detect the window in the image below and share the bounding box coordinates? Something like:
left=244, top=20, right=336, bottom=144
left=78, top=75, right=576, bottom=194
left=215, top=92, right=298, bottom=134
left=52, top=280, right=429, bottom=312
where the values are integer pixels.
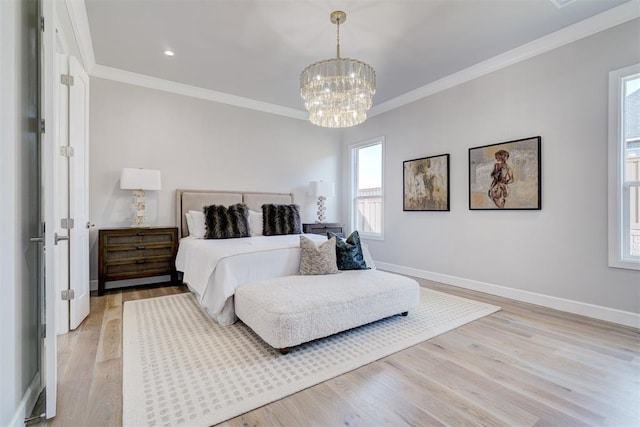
left=350, top=137, right=384, bottom=239
left=608, top=64, right=640, bottom=270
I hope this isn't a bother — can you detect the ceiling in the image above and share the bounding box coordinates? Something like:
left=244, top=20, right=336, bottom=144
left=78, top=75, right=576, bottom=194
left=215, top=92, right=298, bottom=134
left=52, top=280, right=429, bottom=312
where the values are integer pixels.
left=84, top=0, right=631, bottom=113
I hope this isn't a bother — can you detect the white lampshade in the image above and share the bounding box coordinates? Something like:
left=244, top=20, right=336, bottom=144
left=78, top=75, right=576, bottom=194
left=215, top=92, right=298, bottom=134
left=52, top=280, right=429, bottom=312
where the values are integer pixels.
left=120, top=168, right=162, bottom=191
left=310, top=181, right=335, bottom=198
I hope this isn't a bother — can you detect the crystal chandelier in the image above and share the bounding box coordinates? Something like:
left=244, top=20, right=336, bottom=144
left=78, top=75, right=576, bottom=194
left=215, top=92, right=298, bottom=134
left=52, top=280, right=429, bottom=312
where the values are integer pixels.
left=300, top=11, right=376, bottom=128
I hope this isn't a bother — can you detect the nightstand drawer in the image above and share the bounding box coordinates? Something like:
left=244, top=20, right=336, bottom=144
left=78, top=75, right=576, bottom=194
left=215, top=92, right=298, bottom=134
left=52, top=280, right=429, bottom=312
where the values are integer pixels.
left=104, top=259, right=174, bottom=277
left=103, top=231, right=174, bottom=246
left=103, top=245, right=174, bottom=262
left=302, top=223, right=344, bottom=236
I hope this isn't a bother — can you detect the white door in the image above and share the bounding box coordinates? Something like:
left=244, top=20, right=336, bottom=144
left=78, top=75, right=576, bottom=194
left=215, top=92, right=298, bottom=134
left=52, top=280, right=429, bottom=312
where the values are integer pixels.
left=68, top=55, right=90, bottom=329
left=41, top=0, right=58, bottom=417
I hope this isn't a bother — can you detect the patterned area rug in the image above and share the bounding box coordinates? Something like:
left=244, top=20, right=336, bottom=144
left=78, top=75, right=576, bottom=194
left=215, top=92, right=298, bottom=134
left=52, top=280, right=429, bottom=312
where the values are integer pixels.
left=122, top=287, right=500, bottom=426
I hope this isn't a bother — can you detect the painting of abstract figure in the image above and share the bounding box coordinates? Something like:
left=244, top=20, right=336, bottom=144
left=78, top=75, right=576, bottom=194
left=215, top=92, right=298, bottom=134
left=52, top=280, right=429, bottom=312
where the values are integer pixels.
left=403, top=154, right=450, bottom=211
left=469, top=137, right=541, bottom=210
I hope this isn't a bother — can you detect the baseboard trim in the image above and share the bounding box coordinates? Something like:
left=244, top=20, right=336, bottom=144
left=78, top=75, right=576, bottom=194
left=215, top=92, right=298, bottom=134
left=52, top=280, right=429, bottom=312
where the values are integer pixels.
left=9, top=372, right=42, bottom=427
left=376, top=262, right=640, bottom=329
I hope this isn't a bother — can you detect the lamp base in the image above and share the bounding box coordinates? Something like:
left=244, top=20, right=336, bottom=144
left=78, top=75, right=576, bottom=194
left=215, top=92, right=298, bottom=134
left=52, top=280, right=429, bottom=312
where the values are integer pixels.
left=316, top=196, right=327, bottom=223
left=131, top=189, right=147, bottom=227
left=131, top=216, right=147, bottom=227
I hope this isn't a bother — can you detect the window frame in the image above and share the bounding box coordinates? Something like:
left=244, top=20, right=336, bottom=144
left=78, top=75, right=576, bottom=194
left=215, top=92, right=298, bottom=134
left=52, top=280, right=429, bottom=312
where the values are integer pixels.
left=608, top=63, right=640, bottom=270
left=349, top=136, right=385, bottom=241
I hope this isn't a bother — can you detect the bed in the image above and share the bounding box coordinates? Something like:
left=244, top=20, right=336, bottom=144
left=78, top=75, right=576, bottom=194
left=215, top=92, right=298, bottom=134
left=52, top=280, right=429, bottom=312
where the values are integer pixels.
left=174, top=189, right=375, bottom=325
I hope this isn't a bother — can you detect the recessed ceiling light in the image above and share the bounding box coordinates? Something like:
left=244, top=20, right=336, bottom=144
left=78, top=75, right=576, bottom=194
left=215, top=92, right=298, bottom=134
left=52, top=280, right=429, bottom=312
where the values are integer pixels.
left=164, top=50, right=175, bottom=56
left=549, top=0, right=576, bottom=8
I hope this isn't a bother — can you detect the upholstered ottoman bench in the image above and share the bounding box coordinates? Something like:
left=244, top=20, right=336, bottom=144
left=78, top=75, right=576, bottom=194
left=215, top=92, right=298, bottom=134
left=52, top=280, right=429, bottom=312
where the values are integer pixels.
left=234, top=269, right=420, bottom=353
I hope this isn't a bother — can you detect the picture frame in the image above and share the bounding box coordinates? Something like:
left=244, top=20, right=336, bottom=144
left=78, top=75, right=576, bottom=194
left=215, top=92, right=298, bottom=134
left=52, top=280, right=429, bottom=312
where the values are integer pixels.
left=468, top=136, right=541, bottom=210
left=403, top=153, right=450, bottom=211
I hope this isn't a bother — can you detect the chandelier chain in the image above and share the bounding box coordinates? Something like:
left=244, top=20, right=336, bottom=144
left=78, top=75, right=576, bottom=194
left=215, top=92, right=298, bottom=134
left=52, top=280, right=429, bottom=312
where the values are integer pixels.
left=336, top=16, right=341, bottom=58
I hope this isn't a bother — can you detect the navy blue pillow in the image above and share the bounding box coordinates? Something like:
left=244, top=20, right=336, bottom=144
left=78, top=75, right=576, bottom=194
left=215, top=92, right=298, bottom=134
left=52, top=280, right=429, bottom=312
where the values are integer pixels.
left=327, top=230, right=368, bottom=270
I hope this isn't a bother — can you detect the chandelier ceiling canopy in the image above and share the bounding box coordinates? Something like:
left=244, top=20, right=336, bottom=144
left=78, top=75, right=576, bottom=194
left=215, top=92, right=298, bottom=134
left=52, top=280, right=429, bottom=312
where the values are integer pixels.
left=300, top=11, right=376, bottom=128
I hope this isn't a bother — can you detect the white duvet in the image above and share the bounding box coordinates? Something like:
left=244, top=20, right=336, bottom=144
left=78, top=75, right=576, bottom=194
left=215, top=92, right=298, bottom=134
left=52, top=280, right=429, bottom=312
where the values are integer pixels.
left=176, top=234, right=375, bottom=325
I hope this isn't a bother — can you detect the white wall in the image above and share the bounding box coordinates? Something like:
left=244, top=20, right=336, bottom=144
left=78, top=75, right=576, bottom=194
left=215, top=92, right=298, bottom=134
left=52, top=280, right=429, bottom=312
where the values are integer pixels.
left=89, top=78, right=342, bottom=281
left=343, top=19, right=640, bottom=318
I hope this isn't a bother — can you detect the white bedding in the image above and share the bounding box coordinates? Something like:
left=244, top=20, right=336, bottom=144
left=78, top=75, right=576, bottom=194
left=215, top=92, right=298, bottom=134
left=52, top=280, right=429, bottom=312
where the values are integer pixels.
left=175, top=234, right=375, bottom=325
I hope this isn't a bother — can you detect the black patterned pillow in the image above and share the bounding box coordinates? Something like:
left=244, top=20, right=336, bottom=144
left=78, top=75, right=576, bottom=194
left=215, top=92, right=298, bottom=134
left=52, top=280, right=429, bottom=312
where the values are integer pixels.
left=203, top=203, right=250, bottom=239
left=262, top=204, right=302, bottom=236
left=299, top=236, right=339, bottom=275
left=327, top=230, right=368, bottom=270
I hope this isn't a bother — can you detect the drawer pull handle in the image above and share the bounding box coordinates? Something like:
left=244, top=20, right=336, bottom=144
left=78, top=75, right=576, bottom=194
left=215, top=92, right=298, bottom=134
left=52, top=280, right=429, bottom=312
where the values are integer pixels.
left=137, top=245, right=146, bottom=250
left=136, top=232, right=146, bottom=236
left=136, top=260, right=146, bottom=264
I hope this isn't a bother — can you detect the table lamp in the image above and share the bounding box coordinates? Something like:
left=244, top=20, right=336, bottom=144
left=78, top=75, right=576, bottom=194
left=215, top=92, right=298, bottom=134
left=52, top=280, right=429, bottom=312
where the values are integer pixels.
left=120, top=168, right=161, bottom=226
left=310, top=181, right=335, bottom=223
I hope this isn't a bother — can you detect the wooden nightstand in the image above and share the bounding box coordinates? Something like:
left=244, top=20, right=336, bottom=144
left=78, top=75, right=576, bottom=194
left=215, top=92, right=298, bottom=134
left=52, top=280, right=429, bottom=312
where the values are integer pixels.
left=302, top=223, right=344, bottom=237
left=98, top=227, right=179, bottom=296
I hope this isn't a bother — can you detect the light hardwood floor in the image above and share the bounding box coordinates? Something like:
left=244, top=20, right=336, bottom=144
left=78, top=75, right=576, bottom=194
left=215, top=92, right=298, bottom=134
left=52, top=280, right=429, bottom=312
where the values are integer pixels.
left=32, top=279, right=640, bottom=427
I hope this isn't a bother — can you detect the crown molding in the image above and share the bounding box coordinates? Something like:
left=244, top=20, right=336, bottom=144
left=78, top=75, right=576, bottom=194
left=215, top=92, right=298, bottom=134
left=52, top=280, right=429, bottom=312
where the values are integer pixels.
left=369, top=0, right=640, bottom=117
left=90, top=65, right=309, bottom=120
left=64, top=0, right=95, bottom=70
left=69, top=0, right=638, bottom=120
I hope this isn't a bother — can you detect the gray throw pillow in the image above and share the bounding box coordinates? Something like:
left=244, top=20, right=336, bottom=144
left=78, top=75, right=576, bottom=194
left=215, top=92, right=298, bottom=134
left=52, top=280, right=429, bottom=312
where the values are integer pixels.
left=299, top=236, right=339, bottom=275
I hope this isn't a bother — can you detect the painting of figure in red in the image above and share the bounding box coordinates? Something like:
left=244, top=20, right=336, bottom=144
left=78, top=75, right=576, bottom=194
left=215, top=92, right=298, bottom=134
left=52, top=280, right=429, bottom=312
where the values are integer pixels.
left=488, top=149, right=513, bottom=208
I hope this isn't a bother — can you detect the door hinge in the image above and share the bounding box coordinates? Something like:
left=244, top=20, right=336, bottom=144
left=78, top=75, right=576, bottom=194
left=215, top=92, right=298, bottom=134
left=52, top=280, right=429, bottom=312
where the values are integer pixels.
left=61, top=289, right=75, bottom=301
left=42, top=324, right=46, bottom=339
left=40, top=16, right=44, bottom=32
left=61, top=218, right=75, bottom=229
left=40, top=119, right=45, bottom=134
left=60, top=146, right=75, bottom=157
left=60, top=74, right=75, bottom=86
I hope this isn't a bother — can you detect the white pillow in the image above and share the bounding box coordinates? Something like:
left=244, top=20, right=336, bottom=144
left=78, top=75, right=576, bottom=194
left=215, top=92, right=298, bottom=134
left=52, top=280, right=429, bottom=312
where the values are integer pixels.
left=185, top=210, right=206, bottom=238
left=248, top=210, right=263, bottom=236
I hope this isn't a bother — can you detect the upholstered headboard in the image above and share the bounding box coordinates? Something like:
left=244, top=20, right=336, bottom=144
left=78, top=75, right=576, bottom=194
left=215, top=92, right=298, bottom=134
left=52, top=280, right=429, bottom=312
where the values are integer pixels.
left=175, top=189, right=294, bottom=238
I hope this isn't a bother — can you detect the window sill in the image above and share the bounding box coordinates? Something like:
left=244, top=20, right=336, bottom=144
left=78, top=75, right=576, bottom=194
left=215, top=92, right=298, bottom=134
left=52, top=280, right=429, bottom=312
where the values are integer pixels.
left=360, top=233, right=384, bottom=241
left=608, top=257, right=640, bottom=271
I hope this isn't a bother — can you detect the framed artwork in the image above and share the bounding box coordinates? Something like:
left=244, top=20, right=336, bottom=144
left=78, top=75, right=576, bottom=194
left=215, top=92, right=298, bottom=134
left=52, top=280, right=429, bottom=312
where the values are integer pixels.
left=469, top=136, right=541, bottom=210
left=403, top=154, right=450, bottom=211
